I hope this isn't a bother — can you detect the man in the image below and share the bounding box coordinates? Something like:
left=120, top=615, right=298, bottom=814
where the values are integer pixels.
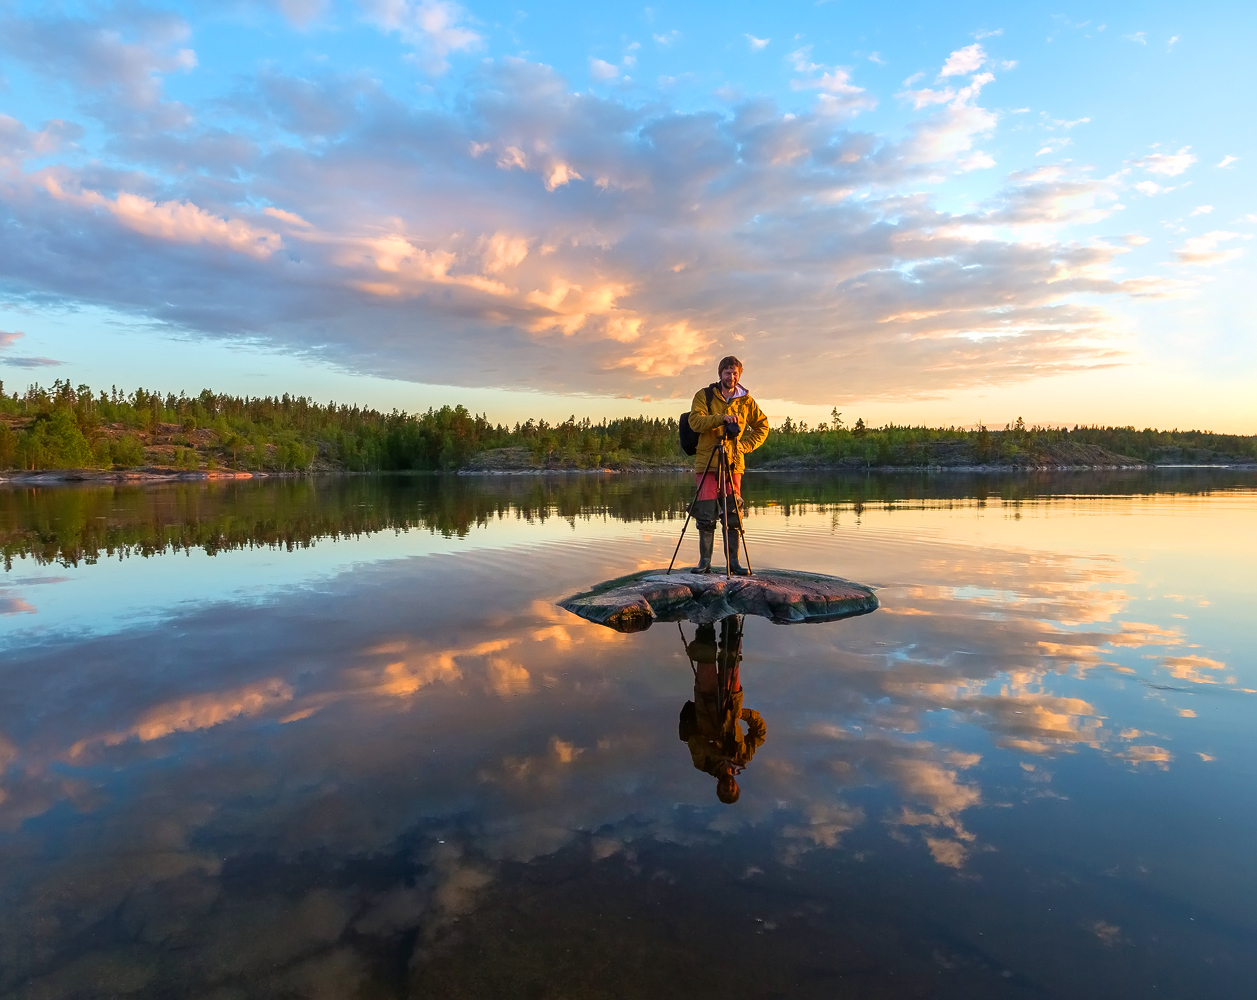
left=687, top=356, right=769, bottom=574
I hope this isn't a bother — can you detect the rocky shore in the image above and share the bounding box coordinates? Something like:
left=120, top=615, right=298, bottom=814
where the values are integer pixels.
left=0, top=468, right=261, bottom=484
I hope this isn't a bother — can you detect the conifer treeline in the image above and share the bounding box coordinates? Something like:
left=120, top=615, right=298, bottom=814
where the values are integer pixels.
left=0, top=380, right=1252, bottom=471
left=760, top=415, right=1257, bottom=466
left=0, top=380, right=679, bottom=471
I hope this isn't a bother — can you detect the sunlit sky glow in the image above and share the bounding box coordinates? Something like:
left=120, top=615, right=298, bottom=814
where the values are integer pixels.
left=0, top=0, right=1253, bottom=430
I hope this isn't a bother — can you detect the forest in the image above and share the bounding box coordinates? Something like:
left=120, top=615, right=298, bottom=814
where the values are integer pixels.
left=0, top=380, right=1253, bottom=472
left=0, top=380, right=677, bottom=472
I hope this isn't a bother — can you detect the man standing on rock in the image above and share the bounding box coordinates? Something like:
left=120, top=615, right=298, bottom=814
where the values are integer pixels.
left=687, top=356, right=769, bottom=574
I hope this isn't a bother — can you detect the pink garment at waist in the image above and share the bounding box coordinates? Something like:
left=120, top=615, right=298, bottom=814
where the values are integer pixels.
left=695, top=471, right=741, bottom=501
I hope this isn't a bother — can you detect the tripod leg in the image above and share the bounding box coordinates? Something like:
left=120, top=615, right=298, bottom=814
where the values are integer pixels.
left=732, top=481, right=753, bottom=576
left=667, top=448, right=717, bottom=575
left=678, top=622, right=697, bottom=677
left=719, top=448, right=732, bottom=578
left=717, top=615, right=732, bottom=719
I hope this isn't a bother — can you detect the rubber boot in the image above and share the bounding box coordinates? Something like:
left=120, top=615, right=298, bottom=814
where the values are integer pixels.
left=692, top=527, right=715, bottom=573
left=727, top=529, right=751, bottom=576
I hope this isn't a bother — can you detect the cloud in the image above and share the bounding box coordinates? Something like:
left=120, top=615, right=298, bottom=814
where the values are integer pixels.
left=1116, top=744, right=1172, bottom=766
left=1174, top=231, right=1247, bottom=266
left=273, top=0, right=330, bottom=27
left=0, top=7, right=196, bottom=115
left=2, top=356, right=65, bottom=368
left=255, top=67, right=380, bottom=139
left=653, top=30, right=680, bottom=46
left=0, top=115, right=84, bottom=170
left=589, top=57, right=619, bottom=81
left=68, top=679, right=295, bottom=759
left=867, top=51, right=886, bottom=66
left=1216, top=155, right=1238, bottom=169
left=1133, top=146, right=1196, bottom=176
left=0, top=330, right=65, bottom=368
left=0, top=594, right=37, bottom=614
left=977, top=164, right=1123, bottom=227
left=1122, top=32, right=1147, bottom=44
left=938, top=43, right=986, bottom=79
left=898, top=72, right=998, bottom=168
left=0, top=49, right=1164, bottom=403
left=788, top=48, right=877, bottom=115
left=745, top=34, right=770, bottom=52
left=42, top=177, right=283, bottom=259
left=362, top=0, right=481, bottom=75
left=1189, top=205, right=1213, bottom=216
left=480, top=233, right=530, bottom=273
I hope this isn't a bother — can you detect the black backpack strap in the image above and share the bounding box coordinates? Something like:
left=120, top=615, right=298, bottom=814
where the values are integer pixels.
left=706, top=385, right=715, bottom=409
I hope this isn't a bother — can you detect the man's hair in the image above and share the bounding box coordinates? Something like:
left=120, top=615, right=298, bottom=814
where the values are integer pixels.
left=717, top=355, right=743, bottom=374
left=716, top=776, right=741, bottom=804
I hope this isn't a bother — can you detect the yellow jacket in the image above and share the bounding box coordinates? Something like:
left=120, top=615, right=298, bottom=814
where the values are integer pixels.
left=683, top=687, right=767, bottom=776
left=688, top=383, right=770, bottom=474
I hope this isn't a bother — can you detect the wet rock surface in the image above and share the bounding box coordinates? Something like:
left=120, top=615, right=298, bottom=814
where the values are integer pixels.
left=559, top=568, right=879, bottom=630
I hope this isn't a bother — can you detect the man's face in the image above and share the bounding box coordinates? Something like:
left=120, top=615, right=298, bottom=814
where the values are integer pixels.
left=719, top=366, right=740, bottom=390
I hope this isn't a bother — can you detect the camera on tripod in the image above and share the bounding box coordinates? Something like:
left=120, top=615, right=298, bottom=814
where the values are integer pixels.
left=723, top=420, right=741, bottom=439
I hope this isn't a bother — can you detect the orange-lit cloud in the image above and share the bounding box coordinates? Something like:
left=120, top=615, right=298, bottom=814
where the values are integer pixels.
left=66, top=679, right=294, bottom=758
left=1162, top=654, right=1228, bottom=685
left=42, top=177, right=283, bottom=259
left=0, top=49, right=1178, bottom=403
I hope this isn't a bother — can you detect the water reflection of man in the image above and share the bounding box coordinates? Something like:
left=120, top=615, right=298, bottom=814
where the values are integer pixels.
left=678, top=617, right=766, bottom=804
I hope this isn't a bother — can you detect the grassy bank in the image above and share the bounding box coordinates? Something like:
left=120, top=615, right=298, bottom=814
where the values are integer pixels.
left=1, top=380, right=1253, bottom=475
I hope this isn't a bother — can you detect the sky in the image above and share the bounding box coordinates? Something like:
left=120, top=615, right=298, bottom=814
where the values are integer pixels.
left=0, top=0, right=1253, bottom=431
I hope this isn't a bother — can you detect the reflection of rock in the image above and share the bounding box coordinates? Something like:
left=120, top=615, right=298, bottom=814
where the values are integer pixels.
left=559, top=569, right=878, bottom=630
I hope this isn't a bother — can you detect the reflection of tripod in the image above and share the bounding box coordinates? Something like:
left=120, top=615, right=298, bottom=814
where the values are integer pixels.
left=667, top=432, right=753, bottom=577
left=679, top=615, right=745, bottom=731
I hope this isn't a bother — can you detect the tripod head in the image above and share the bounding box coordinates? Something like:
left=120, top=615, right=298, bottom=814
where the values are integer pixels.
left=723, top=419, right=741, bottom=439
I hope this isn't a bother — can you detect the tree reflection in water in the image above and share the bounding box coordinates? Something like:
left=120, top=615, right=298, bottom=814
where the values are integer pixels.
left=2, top=466, right=1252, bottom=568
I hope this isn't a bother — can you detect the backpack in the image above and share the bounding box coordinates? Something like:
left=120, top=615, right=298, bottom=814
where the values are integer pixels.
left=679, top=385, right=716, bottom=456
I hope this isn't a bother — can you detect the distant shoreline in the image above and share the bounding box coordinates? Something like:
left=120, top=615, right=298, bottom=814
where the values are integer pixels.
left=0, top=468, right=266, bottom=484
left=455, top=462, right=1257, bottom=476
left=4, top=462, right=1256, bottom=485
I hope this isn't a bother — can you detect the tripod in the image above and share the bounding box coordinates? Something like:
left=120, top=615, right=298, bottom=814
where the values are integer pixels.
left=667, top=434, right=753, bottom=577
left=678, top=615, right=746, bottom=754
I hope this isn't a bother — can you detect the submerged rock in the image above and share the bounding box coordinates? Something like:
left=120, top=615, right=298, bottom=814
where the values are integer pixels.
left=559, top=569, right=879, bottom=631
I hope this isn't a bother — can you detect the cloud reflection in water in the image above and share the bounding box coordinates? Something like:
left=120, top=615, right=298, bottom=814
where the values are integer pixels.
left=0, top=489, right=1253, bottom=996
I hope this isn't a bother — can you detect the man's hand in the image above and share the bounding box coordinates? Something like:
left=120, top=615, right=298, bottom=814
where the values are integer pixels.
left=722, top=413, right=738, bottom=424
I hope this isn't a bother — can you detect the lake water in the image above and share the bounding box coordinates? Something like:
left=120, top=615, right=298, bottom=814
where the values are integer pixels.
left=1, top=470, right=1255, bottom=999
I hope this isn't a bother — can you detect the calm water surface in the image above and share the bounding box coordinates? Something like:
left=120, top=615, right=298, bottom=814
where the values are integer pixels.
left=1, top=471, right=1255, bottom=999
